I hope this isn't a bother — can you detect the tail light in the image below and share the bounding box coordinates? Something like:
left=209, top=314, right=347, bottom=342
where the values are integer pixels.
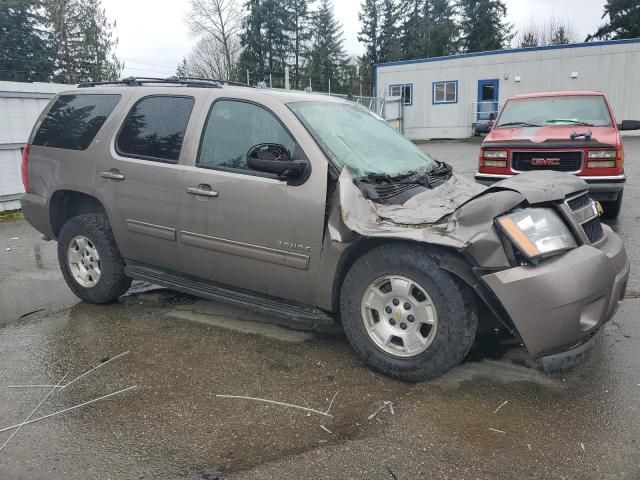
left=21, top=144, right=31, bottom=193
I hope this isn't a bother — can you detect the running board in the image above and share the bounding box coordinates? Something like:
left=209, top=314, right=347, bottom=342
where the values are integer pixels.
left=124, top=262, right=338, bottom=331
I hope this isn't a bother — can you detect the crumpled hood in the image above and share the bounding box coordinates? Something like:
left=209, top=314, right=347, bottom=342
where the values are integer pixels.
left=364, top=172, right=486, bottom=226
left=334, top=169, right=588, bottom=267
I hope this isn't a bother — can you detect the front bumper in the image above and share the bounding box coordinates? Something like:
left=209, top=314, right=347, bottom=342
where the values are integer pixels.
left=481, top=225, right=629, bottom=359
left=475, top=173, right=625, bottom=201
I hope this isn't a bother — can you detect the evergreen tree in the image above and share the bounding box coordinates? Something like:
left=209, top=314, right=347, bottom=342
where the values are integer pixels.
left=457, top=0, right=513, bottom=53
left=549, top=26, right=572, bottom=45
left=238, top=0, right=265, bottom=78
left=587, top=0, right=640, bottom=40
left=306, top=0, right=346, bottom=92
left=44, top=0, right=121, bottom=83
left=0, top=0, right=54, bottom=81
left=261, top=0, right=291, bottom=74
left=358, top=0, right=382, bottom=64
left=401, top=0, right=425, bottom=60
left=76, top=1, right=122, bottom=81
left=423, top=0, right=459, bottom=57
left=378, top=0, right=402, bottom=62
left=237, top=0, right=293, bottom=85
left=284, top=0, right=311, bottom=89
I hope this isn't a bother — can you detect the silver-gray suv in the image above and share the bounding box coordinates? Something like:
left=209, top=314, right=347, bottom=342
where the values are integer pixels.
left=21, top=78, right=630, bottom=381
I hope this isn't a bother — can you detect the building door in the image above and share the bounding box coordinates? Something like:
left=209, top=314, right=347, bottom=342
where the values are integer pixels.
left=477, top=79, right=500, bottom=121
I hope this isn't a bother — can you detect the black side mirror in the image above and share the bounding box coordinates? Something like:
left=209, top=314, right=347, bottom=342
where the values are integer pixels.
left=618, top=120, right=640, bottom=131
left=246, top=143, right=311, bottom=185
left=475, top=122, right=493, bottom=134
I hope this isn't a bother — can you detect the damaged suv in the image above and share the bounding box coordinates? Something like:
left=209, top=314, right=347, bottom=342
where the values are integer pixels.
left=21, top=78, right=629, bottom=381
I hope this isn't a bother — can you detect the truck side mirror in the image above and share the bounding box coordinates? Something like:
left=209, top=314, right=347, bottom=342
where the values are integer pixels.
left=246, top=143, right=311, bottom=185
left=618, top=120, right=640, bottom=131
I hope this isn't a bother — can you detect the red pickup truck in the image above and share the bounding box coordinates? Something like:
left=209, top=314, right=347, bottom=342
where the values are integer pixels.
left=474, top=91, right=640, bottom=218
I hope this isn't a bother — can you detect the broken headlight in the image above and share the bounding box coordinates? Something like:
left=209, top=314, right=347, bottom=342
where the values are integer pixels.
left=496, top=208, right=577, bottom=261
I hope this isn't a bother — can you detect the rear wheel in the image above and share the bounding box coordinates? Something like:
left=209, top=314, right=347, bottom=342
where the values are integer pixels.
left=601, top=191, right=623, bottom=219
left=58, top=213, right=131, bottom=303
left=340, top=245, right=478, bottom=382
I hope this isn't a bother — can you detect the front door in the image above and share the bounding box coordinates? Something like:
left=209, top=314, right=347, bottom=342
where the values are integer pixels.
left=477, top=79, right=500, bottom=121
left=95, top=94, right=196, bottom=271
left=177, top=98, right=327, bottom=304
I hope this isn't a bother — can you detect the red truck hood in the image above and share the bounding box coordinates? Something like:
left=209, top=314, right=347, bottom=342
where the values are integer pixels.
left=485, top=125, right=619, bottom=147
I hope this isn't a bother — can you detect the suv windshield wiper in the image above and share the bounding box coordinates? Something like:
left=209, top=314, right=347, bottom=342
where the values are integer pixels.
left=359, top=162, right=451, bottom=190
left=546, top=119, right=595, bottom=126
left=497, top=121, right=541, bottom=127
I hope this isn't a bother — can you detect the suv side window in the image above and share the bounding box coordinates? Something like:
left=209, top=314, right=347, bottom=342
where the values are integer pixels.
left=32, top=94, right=120, bottom=150
left=117, top=95, right=195, bottom=163
left=197, top=99, right=296, bottom=172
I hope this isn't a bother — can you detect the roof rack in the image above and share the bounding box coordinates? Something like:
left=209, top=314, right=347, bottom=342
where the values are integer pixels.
left=77, top=76, right=223, bottom=89
left=174, top=76, right=252, bottom=88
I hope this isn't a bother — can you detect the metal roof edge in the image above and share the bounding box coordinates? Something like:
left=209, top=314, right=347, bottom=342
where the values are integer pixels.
left=375, top=38, right=640, bottom=69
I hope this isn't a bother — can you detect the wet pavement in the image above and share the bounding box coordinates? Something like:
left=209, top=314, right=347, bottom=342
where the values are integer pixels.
left=1, top=138, right=639, bottom=479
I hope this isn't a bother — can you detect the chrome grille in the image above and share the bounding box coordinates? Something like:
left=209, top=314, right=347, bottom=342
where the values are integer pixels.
left=565, top=192, right=605, bottom=244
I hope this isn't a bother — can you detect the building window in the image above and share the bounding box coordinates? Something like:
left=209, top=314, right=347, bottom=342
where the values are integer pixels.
left=433, top=81, right=458, bottom=104
left=389, top=84, right=413, bottom=106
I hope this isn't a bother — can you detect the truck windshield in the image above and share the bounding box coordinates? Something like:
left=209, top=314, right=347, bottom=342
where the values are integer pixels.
left=496, top=95, right=613, bottom=128
left=289, top=101, right=438, bottom=178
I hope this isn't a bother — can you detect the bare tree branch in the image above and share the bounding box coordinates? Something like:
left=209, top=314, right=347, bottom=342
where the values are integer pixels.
left=186, top=0, right=242, bottom=80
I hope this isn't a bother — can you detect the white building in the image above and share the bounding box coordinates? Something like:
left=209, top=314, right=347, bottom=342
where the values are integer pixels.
left=0, top=82, right=70, bottom=211
left=374, top=38, right=640, bottom=140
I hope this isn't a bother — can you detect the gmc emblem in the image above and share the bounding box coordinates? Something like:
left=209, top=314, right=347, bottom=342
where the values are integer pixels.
left=530, top=158, right=561, bottom=166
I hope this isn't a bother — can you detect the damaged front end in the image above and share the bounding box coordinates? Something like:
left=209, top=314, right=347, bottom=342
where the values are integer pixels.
left=332, top=168, right=629, bottom=369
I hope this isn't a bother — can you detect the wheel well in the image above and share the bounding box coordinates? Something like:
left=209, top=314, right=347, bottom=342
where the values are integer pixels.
left=331, top=239, right=515, bottom=336
left=50, top=190, right=107, bottom=238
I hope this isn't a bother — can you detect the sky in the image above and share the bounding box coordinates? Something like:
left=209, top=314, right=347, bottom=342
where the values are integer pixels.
left=100, top=0, right=608, bottom=78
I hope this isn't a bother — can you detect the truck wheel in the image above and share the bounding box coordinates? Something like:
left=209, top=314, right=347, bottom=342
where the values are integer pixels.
left=340, top=245, right=477, bottom=382
left=601, top=192, right=623, bottom=219
left=58, top=213, right=131, bottom=304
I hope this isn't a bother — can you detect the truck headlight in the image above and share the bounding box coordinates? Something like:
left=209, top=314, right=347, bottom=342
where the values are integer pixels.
left=496, top=208, right=577, bottom=261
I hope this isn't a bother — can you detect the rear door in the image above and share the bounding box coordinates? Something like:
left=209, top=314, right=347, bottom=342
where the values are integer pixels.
left=177, top=97, right=328, bottom=304
left=95, top=93, right=199, bottom=271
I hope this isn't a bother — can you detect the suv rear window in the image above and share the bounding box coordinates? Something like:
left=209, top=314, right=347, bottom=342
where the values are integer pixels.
left=116, top=95, right=195, bottom=163
left=32, top=94, right=120, bottom=150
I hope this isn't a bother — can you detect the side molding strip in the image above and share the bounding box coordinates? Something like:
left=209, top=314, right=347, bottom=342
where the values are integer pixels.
left=180, top=231, right=310, bottom=270
left=126, top=219, right=176, bottom=242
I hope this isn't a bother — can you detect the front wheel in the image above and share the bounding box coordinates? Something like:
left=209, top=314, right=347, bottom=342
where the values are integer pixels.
left=340, top=245, right=477, bottom=382
left=58, top=213, right=132, bottom=303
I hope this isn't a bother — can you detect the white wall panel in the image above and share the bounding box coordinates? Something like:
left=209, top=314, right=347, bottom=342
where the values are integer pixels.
left=0, top=82, right=70, bottom=209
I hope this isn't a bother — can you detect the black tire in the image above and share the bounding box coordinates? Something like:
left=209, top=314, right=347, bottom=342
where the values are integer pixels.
left=340, top=245, right=478, bottom=382
left=601, top=191, right=623, bottom=219
left=58, top=213, right=131, bottom=303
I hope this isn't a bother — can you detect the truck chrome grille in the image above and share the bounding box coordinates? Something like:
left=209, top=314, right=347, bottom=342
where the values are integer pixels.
left=565, top=192, right=605, bottom=244
left=512, top=151, right=582, bottom=172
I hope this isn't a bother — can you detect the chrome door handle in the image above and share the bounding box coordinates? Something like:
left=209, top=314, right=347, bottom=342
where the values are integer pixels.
left=100, top=170, right=125, bottom=180
left=186, top=186, right=219, bottom=198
